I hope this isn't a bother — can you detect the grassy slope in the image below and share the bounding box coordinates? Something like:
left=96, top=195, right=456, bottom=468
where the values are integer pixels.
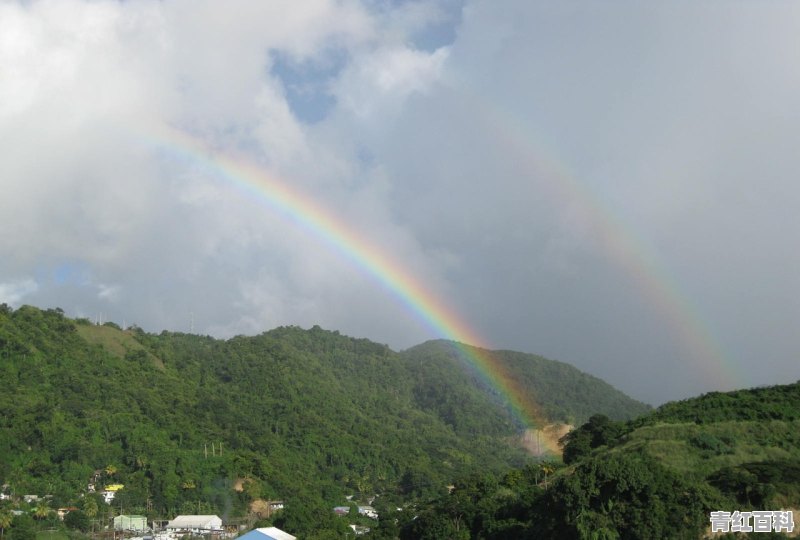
left=555, top=382, right=800, bottom=507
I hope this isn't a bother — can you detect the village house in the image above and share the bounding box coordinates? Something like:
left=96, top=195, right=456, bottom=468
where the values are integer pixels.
left=349, top=524, right=371, bottom=536
left=101, top=484, right=124, bottom=504
left=357, top=506, right=378, bottom=519
left=57, top=507, right=80, bottom=520
left=165, top=515, right=223, bottom=537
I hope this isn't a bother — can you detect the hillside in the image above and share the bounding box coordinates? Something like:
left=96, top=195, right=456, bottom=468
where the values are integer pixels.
left=401, top=340, right=651, bottom=432
left=400, top=381, right=800, bottom=539
left=0, top=304, right=649, bottom=537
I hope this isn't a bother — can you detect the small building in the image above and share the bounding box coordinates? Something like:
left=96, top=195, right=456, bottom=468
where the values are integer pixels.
left=57, top=508, right=80, bottom=520
left=101, top=484, right=124, bottom=504
left=165, top=515, right=223, bottom=535
left=357, top=506, right=378, bottom=519
left=333, top=506, right=350, bottom=516
left=236, top=527, right=296, bottom=540
left=114, top=515, right=148, bottom=532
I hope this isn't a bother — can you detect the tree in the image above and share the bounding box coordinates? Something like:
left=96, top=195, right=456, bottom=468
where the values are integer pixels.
left=64, top=510, right=90, bottom=532
left=33, top=503, right=50, bottom=521
left=83, top=496, right=99, bottom=519
left=0, top=511, right=12, bottom=540
left=539, top=462, right=555, bottom=489
left=560, top=415, right=622, bottom=464
left=9, top=515, right=35, bottom=540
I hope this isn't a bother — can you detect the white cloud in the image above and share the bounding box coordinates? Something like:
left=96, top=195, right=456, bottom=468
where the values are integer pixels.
left=333, top=45, right=449, bottom=120
left=0, top=279, right=39, bottom=306
left=3, top=0, right=800, bottom=404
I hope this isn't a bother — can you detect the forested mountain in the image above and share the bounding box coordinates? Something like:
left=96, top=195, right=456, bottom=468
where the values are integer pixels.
left=0, top=304, right=648, bottom=537
left=402, top=381, right=800, bottom=539
left=401, top=341, right=651, bottom=430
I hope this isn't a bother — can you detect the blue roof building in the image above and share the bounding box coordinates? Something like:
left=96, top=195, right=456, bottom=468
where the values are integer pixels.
left=237, top=527, right=296, bottom=540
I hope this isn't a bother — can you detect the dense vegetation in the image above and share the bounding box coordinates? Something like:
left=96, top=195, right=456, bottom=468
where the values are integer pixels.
left=402, top=382, right=800, bottom=538
left=0, top=304, right=649, bottom=538
left=403, top=341, right=652, bottom=429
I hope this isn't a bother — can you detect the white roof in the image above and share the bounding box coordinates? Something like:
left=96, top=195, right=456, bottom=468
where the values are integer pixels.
left=166, top=515, right=222, bottom=529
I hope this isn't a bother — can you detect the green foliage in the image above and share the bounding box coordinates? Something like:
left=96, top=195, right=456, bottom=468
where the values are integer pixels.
left=63, top=510, right=89, bottom=532
left=688, top=432, right=734, bottom=457
left=402, top=452, right=721, bottom=539
left=533, top=452, right=722, bottom=539
left=1, top=305, right=651, bottom=536
left=8, top=515, right=35, bottom=540
left=708, top=459, right=800, bottom=508
left=272, top=493, right=348, bottom=538
left=403, top=341, right=651, bottom=430
left=396, top=380, right=800, bottom=538
left=560, top=414, right=623, bottom=464
left=631, top=382, right=800, bottom=427
left=20, top=304, right=799, bottom=538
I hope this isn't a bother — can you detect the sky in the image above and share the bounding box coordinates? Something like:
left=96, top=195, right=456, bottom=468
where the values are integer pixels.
left=2, top=0, right=799, bottom=405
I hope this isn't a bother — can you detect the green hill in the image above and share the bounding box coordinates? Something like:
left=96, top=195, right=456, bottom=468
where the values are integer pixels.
left=400, top=381, right=800, bottom=539
left=0, top=304, right=650, bottom=538
left=401, top=340, right=651, bottom=433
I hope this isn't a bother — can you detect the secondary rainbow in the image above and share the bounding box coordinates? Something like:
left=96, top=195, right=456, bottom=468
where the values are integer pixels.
left=139, top=120, right=558, bottom=451
left=457, top=82, right=741, bottom=392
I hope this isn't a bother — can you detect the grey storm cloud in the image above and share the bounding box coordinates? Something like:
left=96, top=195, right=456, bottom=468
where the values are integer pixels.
left=2, top=0, right=799, bottom=404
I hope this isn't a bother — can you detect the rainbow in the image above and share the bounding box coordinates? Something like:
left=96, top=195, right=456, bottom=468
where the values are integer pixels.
left=137, top=120, right=561, bottom=453
left=461, top=86, right=741, bottom=392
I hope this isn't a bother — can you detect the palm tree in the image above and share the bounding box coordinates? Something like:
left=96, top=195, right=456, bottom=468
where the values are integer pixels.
left=0, top=510, right=12, bottom=540
left=34, top=502, right=50, bottom=520
left=540, top=462, right=555, bottom=489
left=83, top=496, right=99, bottom=534
left=83, top=497, right=98, bottom=519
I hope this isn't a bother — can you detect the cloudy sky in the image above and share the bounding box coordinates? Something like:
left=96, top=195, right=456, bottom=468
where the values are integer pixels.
left=2, top=0, right=799, bottom=405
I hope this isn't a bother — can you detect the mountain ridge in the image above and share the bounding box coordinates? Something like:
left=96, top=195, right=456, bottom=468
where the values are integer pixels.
left=0, top=303, right=649, bottom=534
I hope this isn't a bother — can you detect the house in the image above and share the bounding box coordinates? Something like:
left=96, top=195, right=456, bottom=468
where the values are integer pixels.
left=349, top=525, right=371, bottom=536
left=101, top=484, right=124, bottom=504
left=333, top=506, right=350, bottom=516
left=357, top=506, right=378, bottom=519
left=57, top=508, right=80, bottom=520
left=236, top=527, right=296, bottom=540
left=23, top=495, right=40, bottom=504
left=114, top=515, right=148, bottom=532
left=165, top=515, right=223, bottom=536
